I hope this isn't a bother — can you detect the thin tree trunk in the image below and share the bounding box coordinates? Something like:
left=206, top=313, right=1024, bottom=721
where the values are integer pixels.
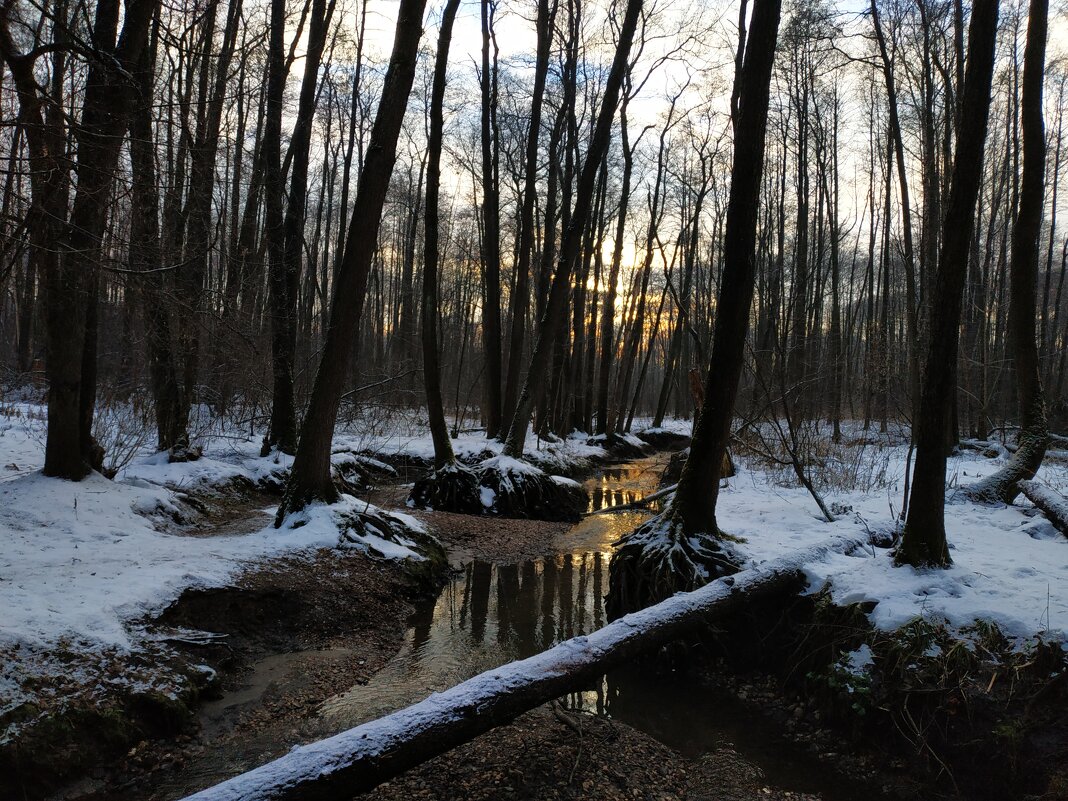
left=503, top=0, right=643, bottom=458
left=423, top=0, right=462, bottom=469
left=965, top=0, right=1049, bottom=505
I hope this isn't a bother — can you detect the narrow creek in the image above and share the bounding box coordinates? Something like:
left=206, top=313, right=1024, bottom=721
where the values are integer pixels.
left=194, top=453, right=878, bottom=800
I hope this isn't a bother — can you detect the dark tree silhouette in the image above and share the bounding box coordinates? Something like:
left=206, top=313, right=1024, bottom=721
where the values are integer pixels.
left=899, top=0, right=1000, bottom=567
left=607, top=0, right=783, bottom=618
left=276, top=0, right=428, bottom=519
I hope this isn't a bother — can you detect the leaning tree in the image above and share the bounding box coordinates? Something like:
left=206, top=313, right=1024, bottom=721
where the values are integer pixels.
left=606, top=0, right=783, bottom=619
left=407, top=0, right=485, bottom=514
left=964, top=0, right=1050, bottom=506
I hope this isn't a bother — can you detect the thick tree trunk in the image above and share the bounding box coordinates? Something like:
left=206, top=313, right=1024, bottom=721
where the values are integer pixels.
left=46, top=0, right=157, bottom=478
left=899, top=0, right=999, bottom=567
left=670, top=0, right=782, bottom=537
left=277, top=0, right=427, bottom=519
left=266, top=0, right=335, bottom=454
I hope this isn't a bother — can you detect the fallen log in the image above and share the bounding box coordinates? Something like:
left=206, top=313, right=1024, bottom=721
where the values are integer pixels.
left=1018, top=480, right=1068, bottom=535
left=182, top=535, right=866, bottom=801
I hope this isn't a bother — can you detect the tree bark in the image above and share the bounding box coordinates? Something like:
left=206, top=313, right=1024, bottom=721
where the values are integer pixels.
left=899, top=0, right=999, bottom=567
left=503, top=0, right=643, bottom=457
left=277, top=0, right=428, bottom=518
left=479, top=0, right=503, bottom=438
left=670, top=0, right=782, bottom=537
left=423, top=0, right=462, bottom=469
left=964, top=0, right=1049, bottom=505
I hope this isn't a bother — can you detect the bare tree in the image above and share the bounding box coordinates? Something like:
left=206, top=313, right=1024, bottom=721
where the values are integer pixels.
left=898, top=0, right=999, bottom=568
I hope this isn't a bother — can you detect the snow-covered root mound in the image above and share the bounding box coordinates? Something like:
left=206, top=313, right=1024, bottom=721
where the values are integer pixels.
left=635, top=427, right=691, bottom=450
left=407, top=462, right=484, bottom=515
left=605, top=511, right=740, bottom=621
left=332, top=450, right=398, bottom=493
left=586, top=432, right=649, bottom=459
left=475, top=456, right=588, bottom=522
left=328, top=497, right=448, bottom=578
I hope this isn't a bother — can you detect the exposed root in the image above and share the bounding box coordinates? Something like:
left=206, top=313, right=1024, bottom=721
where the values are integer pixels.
left=605, top=511, right=740, bottom=621
left=408, top=462, right=484, bottom=514
left=476, top=456, right=588, bottom=522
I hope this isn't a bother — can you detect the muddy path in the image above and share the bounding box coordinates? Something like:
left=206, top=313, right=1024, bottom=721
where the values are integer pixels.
left=58, top=452, right=887, bottom=801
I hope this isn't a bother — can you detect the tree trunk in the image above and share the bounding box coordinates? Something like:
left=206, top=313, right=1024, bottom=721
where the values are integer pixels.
left=503, top=0, right=643, bottom=457
left=276, top=0, right=428, bottom=519
left=129, top=23, right=185, bottom=452
left=47, top=0, right=157, bottom=478
left=964, top=0, right=1049, bottom=505
left=669, top=0, right=782, bottom=537
left=423, top=0, right=462, bottom=469
left=479, top=0, right=503, bottom=438
left=899, top=0, right=999, bottom=567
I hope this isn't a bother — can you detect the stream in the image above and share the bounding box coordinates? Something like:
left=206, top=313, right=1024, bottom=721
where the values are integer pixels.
left=194, top=454, right=878, bottom=800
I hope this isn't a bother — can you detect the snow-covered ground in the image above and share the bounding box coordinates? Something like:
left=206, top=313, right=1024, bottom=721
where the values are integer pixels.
left=1, top=402, right=1066, bottom=676
left=0, top=402, right=605, bottom=654
left=720, top=422, right=1068, bottom=643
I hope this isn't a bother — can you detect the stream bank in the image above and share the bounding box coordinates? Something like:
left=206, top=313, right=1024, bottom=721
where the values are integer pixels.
left=20, top=446, right=1065, bottom=801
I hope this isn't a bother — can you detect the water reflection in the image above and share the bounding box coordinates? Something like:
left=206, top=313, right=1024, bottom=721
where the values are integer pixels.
left=321, top=551, right=610, bottom=727
left=317, top=452, right=873, bottom=801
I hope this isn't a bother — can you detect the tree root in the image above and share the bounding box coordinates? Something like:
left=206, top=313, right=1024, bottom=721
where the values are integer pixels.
left=408, top=462, right=484, bottom=514
left=476, top=458, right=588, bottom=522
left=336, top=501, right=447, bottom=568
left=586, top=432, right=648, bottom=458
left=605, top=511, right=740, bottom=621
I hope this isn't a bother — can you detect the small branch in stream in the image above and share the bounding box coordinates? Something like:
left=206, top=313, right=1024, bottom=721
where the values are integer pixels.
left=583, top=483, right=678, bottom=517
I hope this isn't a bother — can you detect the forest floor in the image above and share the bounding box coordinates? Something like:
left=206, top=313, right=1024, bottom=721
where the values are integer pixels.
left=2, top=400, right=1068, bottom=799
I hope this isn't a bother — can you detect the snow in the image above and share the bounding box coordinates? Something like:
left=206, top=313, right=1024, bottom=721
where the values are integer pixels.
left=0, top=467, right=380, bottom=649
left=477, top=454, right=546, bottom=476
left=843, top=644, right=874, bottom=675
left=716, top=423, right=1068, bottom=643
left=0, top=405, right=435, bottom=652
left=2, top=398, right=1067, bottom=713
left=479, top=486, right=496, bottom=508
left=550, top=475, right=583, bottom=488
left=345, top=530, right=424, bottom=561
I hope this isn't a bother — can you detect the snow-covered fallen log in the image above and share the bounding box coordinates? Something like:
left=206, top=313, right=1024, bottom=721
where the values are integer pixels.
left=1018, top=480, right=1068, bottom=535
left=182, top=534, right=866, bottom=801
